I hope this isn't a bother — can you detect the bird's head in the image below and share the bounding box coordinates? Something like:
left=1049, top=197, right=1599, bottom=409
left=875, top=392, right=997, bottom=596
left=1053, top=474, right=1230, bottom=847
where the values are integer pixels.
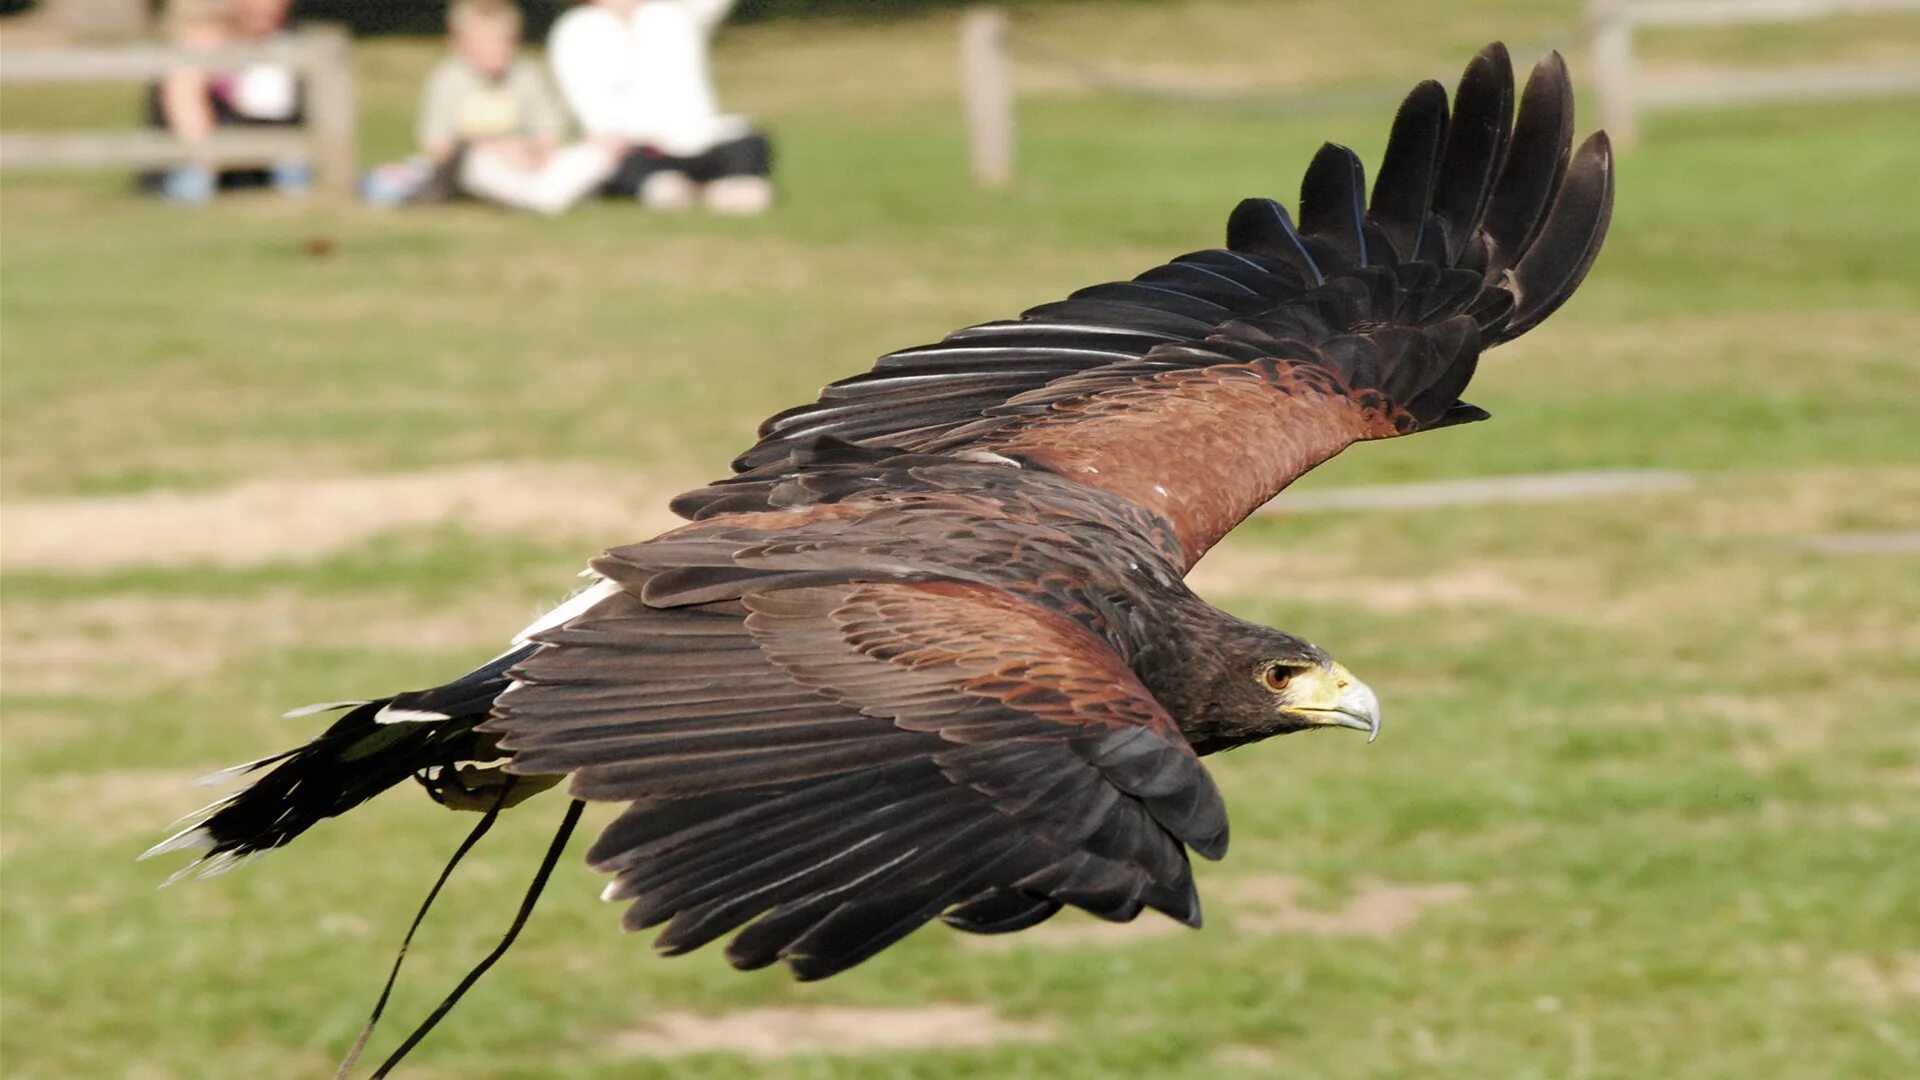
left=1162, top=623, right=1381, bottom=753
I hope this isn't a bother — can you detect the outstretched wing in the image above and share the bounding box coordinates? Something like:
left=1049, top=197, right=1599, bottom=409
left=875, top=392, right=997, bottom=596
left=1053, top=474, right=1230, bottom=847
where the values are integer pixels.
left=482, top=576, right=1226, bottom=980
left=730, top=241, right=1311, bottom=473
left=689, top=45, right=1614, bottom=568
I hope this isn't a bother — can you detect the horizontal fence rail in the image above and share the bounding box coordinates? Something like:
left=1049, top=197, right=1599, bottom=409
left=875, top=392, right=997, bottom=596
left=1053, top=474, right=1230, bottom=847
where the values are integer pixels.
left=0, top=129, right=313, bottom=170
left=0, top=25, right=358, bottom=199
left=957, top=2, right=1917, bottom=185
left=0, top=37, right=322, bottom=82
left=1590, top=0, right=1920, bottom=145
left=1626, top=0, right=1920, bottom=24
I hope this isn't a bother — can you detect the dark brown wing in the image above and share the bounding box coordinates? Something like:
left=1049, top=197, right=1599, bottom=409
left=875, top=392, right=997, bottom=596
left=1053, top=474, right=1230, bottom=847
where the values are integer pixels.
left=483, top=577, right=1225, bottom=980
left=730, top=251, right=1311, bottom=475
left=691, top=46, right=1614, bottom=569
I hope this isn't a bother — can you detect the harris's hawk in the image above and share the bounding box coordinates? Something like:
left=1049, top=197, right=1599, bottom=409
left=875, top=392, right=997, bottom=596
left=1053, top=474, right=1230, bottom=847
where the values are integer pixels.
left=149, top=45, right=1612, bottom=989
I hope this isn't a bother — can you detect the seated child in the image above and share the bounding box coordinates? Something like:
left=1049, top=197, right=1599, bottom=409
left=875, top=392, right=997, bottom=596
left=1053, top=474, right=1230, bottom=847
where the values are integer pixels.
left=548, top=0, right=774, bottom=214
left=145, top=0, right=308, bottom=202
left=378, top=0, right=616, bottom=214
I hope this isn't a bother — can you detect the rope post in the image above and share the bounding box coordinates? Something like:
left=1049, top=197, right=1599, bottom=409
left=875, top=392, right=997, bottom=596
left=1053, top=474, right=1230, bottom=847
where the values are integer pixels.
left=959, top=6, right=1014, bottom=189
left=1589, top=0, right=1639, bottom=149
left=300, top=23, right=358, bottom=201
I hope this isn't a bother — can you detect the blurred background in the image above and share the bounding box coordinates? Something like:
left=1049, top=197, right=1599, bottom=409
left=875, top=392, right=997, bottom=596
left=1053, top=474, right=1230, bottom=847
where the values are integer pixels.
left=2, top=1, right=1916, bottom=1077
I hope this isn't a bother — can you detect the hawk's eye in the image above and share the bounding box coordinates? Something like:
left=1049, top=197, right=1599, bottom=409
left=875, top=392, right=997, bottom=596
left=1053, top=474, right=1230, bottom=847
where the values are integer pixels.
left=1262, top=664, right=1294, bottom=692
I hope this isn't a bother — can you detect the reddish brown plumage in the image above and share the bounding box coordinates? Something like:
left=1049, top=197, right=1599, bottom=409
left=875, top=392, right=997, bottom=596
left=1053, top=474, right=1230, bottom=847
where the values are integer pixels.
left=980, top=360, right=1404, bottom=565
left=814, top=580, right=1187, bottom=740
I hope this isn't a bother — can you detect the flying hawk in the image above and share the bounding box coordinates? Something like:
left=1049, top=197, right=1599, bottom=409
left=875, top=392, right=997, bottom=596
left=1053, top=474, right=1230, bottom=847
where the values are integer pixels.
left=149, top=43, right=1612, bottom=985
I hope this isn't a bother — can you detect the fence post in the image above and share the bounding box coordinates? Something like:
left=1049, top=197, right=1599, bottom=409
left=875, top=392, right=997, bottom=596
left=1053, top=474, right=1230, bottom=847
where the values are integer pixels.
left=1590, top=0, right=1640, bottom=148
left=44, top=0, right=149, bottom=39
left=959, top=6, right=1014, bottom=189
left=300, top=24, right=358, bottom=201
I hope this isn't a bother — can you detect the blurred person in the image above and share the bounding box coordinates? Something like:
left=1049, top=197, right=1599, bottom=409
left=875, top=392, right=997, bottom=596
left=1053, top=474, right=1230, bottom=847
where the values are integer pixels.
left=145, top=0, right=307, bottom=203
left=372, top=0, right=617, bottom=214
left=548, top=0, right=774, bottom=214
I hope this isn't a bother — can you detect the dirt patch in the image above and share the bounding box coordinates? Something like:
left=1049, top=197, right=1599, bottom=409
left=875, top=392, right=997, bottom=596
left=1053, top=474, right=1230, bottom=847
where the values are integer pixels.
left=1692, top=466, right=1920, bottom=543
left=1, top=463, right=696, bottom=574
left=1227, top=875, right=1472, bottom=938
left=1212, top=1044, right=1280, bottom=1071
left=1847, top=804, right=1893, bottom=831
left=1694, top=688, right=1910, bottom=779
left=1, top=590, right=517, bottom=698
left=1337, top=566, right=1534, bottom=615
left=1183, top=544, right=1343, bottom=600
left=1829, top=953, right=1920, bottom=1008
left=1188, top=547, right=1539, bottom=616
left=610, top=1004, right=1054, bottom=1059
left=1802, top=530, right=1920, bottom=556
left=1265, top=470, right=1694, bottom=515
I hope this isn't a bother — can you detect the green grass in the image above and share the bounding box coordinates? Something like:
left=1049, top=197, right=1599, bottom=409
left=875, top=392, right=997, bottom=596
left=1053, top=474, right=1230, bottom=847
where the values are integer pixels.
left=3, top=3, right=1918, bottom=1077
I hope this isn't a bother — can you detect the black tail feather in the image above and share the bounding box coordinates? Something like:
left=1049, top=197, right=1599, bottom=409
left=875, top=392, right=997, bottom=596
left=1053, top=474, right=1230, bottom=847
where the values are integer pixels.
left=144, top=650, right=539, bottom=878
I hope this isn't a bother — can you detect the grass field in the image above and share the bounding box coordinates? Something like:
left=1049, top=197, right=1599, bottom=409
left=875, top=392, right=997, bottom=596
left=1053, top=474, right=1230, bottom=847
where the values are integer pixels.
left=3, top=2, right=1918, bottom=1077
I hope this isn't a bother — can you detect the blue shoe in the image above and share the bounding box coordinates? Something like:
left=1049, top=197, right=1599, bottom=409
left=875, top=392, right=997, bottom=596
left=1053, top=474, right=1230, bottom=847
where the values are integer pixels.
left=361, top=158, right=433, bottom=208
left=159, top=165, right=215, bottom=204
left=272, top=160, right=312, bottom=195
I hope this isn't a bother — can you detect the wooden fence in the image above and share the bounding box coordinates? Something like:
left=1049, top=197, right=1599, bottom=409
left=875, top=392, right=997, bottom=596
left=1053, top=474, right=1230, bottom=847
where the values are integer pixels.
left=0, top=25, right=358, bottom=199
left=959, top=7, right=1015, bottom=190
left=1589, top=0, right=1920, bottom=146
left=959, top=2, right=1920, bottom=186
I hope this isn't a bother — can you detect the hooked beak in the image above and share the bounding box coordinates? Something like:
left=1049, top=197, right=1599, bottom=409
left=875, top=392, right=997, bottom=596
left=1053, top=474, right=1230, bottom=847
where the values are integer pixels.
left=1291, top=663, right=1382, bottom=743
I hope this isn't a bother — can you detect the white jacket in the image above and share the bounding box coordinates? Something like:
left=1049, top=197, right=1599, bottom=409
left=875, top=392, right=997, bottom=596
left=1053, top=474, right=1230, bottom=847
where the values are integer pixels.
left=548, top=0, right=748, bottom=156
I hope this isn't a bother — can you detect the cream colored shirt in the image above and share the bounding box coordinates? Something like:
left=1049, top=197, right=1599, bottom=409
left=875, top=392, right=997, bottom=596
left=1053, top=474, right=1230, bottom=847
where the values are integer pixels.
left=418, top=57, right=566, bottom=150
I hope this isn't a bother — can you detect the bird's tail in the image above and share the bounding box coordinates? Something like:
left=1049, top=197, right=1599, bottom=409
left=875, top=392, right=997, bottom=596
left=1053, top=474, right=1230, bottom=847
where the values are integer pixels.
left=142, top=645, right=551, bottom=882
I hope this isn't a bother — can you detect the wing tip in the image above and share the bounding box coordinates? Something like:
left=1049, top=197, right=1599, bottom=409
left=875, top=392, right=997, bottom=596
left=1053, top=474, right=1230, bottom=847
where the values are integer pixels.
left=1471, top=39, right=1514, bottom=75
left=1534, top=47, right=1569, bottom=83
left=1190, top=825, right=1229, bottom=862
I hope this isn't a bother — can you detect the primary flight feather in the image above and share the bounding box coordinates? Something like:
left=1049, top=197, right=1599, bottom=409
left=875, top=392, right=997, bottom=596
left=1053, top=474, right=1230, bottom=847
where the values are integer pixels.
left=149, top=43, right=1612, bottom=985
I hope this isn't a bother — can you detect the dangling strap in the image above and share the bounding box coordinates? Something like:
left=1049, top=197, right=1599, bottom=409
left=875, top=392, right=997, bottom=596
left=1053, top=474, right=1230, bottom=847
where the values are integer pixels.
left=334, top=781, right=513, bottom=1080
left=367, top=798, right=586, bottom=1079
